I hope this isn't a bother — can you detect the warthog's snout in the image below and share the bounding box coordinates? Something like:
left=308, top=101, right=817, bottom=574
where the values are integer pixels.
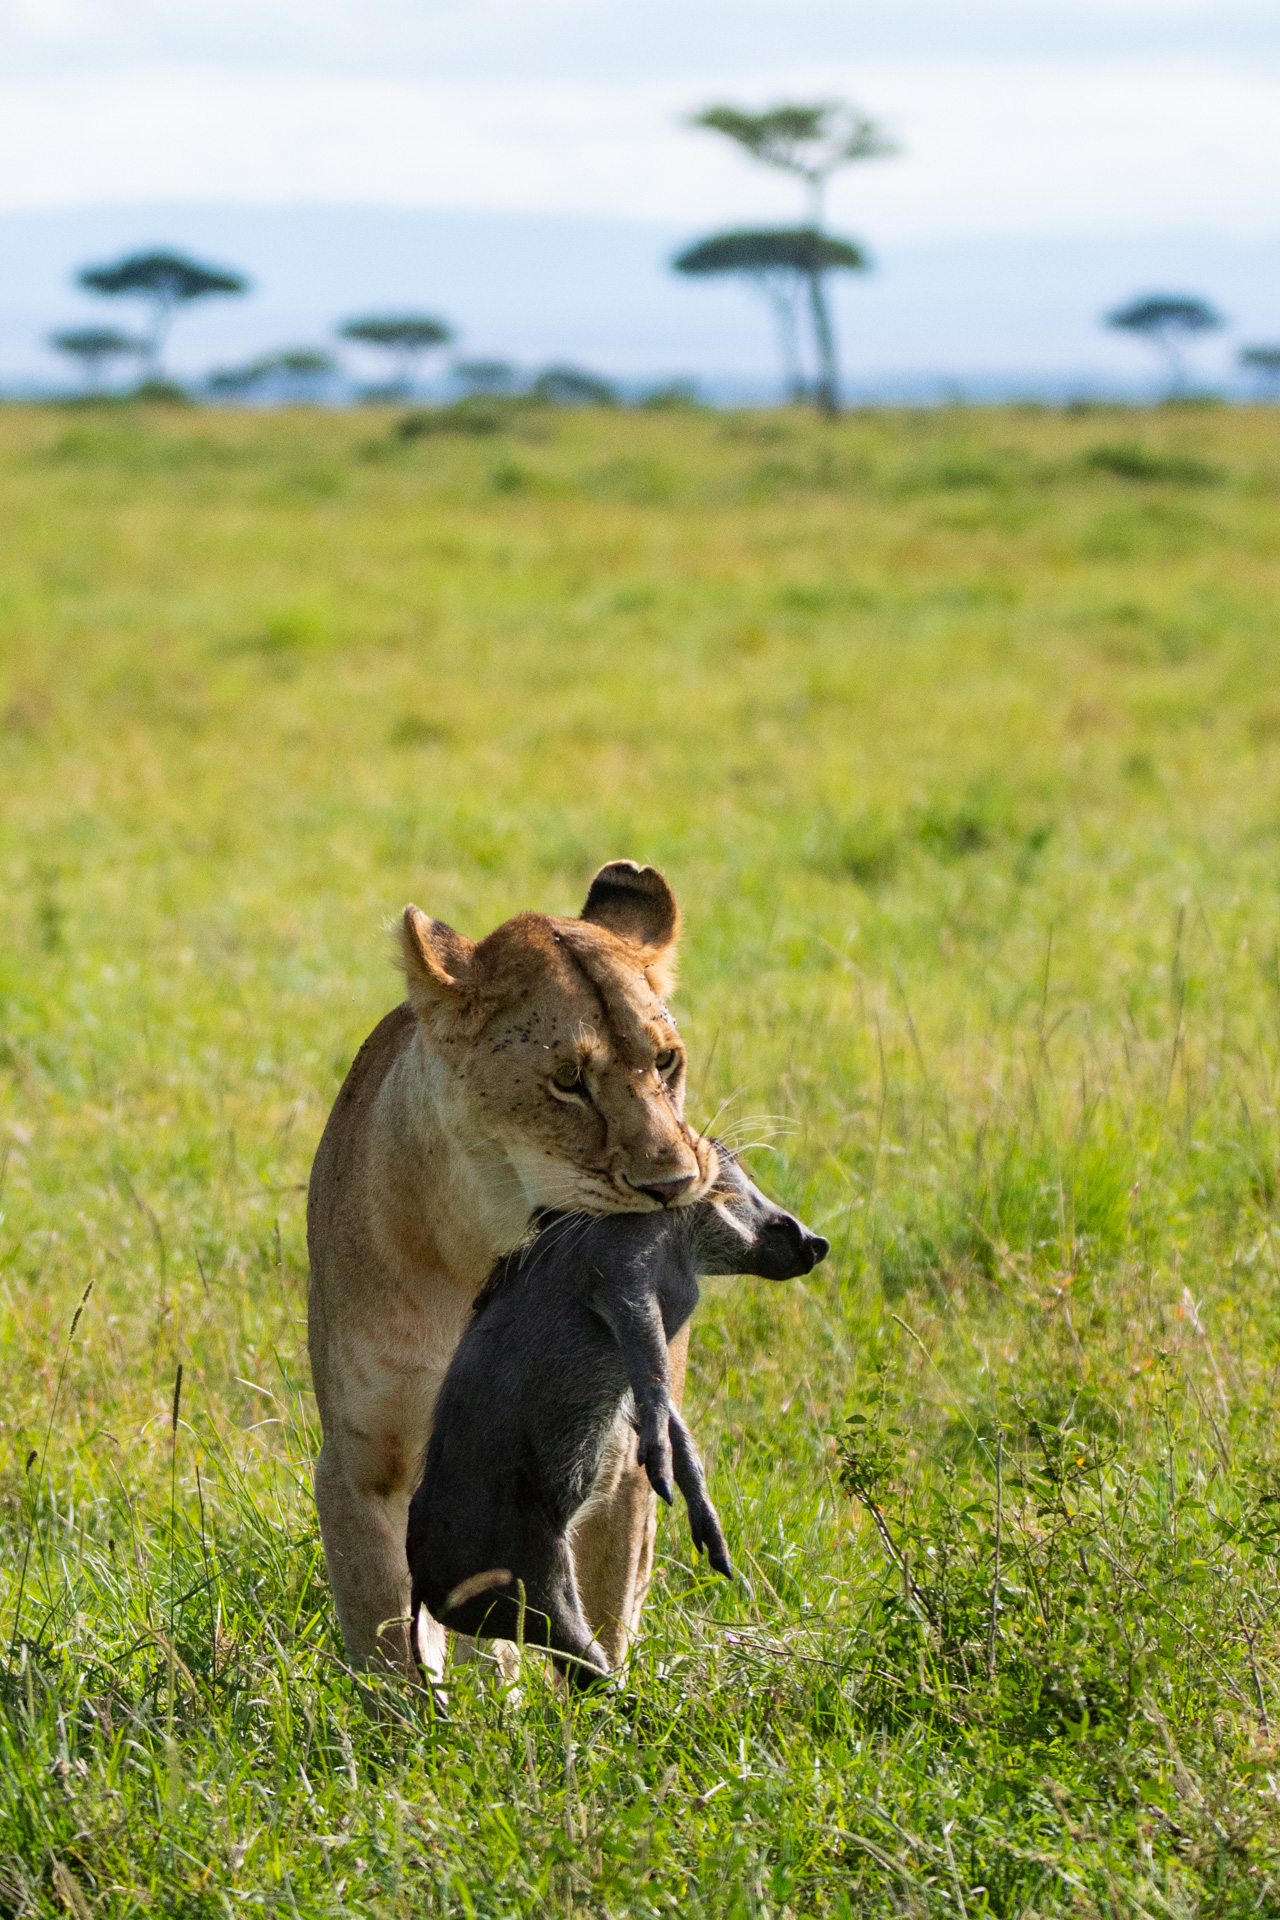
left=753, top=1211, right=830, bottom=1281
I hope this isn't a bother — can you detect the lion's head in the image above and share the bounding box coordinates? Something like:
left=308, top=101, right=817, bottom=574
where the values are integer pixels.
left=398, top=861, right=716, bottom=1215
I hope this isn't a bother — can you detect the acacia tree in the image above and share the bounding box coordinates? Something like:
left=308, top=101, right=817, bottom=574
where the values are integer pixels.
left=77, top=251, right=249, bottom=379
left=207, top=349, right=338, bottom=405
left=48, top=328, right=145, bottom=391
left=453, top=359, right=517, bottom=396
left=531, top=366, right=617, bottom=406
left=676, top=233, right=807, bottom=400
left=1105, top=294, right=1223, bottom=397
left=1240, top=345, right=1280, bottom=399
left=674, top=228, right=867, bottom=414
left=693, top=101, right=896, bottom=228
left=336, top=315, right=453, bottom=396
left=266, top=350, right=338, bottom=404
left=205, top=361, right=268, bottom=401
left=688, top=99, right=895, bottom=414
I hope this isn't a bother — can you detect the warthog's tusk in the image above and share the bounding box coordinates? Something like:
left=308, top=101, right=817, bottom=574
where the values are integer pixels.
left=444, top=1568, right=514, bottom=1611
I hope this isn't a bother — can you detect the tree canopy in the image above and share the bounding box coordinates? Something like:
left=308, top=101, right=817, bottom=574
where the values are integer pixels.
left=453, top=359, right=517, bottom=395
left=206, top=349, right=337, bottom=403
left=337, top=316, right=452, bottom=351
left=674, top=228, right=868, bottom=415
left=336, top=316, right=454, bottom=397
left=674, top=229, right=867, bottom=279
left=1106, top=296, right=1223, bottom=339
left=49, top=328, right=145, bottom=385
left=1105, top=294, right=1224, bottom=395
left=531, top=367, right=617, bottom=407
left=78, top=251, right=248, bottom=306
left=76, top=250, right=250, bottom=378
left=206, top=363, right=266, bottom=397
left=692, top=102, right=895, bottom=222
left=272, top=350, right=337, bottom=377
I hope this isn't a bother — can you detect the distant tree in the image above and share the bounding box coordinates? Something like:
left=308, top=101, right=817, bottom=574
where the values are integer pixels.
left=453, top=359, right=517, bottom=396
left=206, top=349, right=338, bottom=405
left=639, top=380, right=701, bottom=411
left=692, top=101, right=896, bottom=228
left=678, top=231, right=806, bottom=401
left=48, top=327, right=145, bottom=390
left=336, top=315, right=453, bottom=396
left=1105, top=294, right=1224, bottom=396
left=269, top=349, right=338, bottom=403
left=531, top=366, right=617, bottom=406
left=673, top=228, right=867, bottom=415
left=206, top=361, right=270, bottom=399
left=688, top=99, right=894, bottom=414
left=1240, top=344, right=1280, bottom=399
left=76, top=250, right=249, bottom=378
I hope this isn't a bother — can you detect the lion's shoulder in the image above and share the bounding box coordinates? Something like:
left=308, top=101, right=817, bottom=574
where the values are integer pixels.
left=307, top=1001, right=416, bottom=1251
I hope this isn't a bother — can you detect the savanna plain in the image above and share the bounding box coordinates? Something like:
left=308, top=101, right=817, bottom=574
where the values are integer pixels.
left=3, top=397, right=1280, bottom=1916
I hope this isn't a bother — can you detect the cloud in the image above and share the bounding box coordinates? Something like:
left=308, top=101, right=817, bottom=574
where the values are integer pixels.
left=0, top=57, right=1276, bottom=241
left=2, top=0, right=1276, bottom=80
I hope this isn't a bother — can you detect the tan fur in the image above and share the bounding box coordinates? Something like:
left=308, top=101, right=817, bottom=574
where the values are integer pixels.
left=307, top=863, right=716, bottom=1673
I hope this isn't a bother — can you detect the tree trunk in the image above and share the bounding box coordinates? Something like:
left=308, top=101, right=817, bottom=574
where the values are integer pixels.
left=1160, top=331, right=1186, bottom=400
left=806, top=268, right=840, bottom=419
left=757, top=275, right=806, bottom=403
left=147, top=297, right=175, bottom=381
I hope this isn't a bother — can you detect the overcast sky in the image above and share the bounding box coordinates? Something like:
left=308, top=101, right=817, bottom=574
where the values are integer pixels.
left=2, top=0, right=1278, bottom=242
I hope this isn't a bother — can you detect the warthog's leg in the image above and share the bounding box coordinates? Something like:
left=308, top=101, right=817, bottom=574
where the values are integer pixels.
left=570, top=1325, right=689, bottom=1666
left=668, top=1409, right=732, bottom=1579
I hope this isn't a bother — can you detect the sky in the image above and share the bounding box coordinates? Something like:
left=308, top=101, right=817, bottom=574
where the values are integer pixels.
left=2, top=0, right=1278, bottom=389
left=3, top=0, right=1278, bottom=237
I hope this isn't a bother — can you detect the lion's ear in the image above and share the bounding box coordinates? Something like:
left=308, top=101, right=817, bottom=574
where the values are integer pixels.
left=580, top=861, right=680, bottom=993
left=399, top=906, right=475, bottom=1014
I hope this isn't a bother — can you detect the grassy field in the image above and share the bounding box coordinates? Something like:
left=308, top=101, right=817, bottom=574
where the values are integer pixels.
left=3, top=395, right=1280, bottom=1915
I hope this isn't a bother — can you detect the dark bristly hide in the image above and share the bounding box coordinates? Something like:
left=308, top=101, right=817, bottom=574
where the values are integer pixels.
left=406, top=1150, right=828, bottom=1687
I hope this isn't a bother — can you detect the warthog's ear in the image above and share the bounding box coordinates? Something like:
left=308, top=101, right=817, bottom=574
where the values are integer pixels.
left=399, top=905, right=475, bottom=1014
left=580, top=861, right=680, bottom=995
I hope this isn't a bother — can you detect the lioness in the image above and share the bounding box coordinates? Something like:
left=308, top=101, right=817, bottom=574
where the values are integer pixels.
left=307, top=861, right=718, bottom=1674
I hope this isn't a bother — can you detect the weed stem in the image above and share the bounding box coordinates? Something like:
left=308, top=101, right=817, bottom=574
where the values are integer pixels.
left=8, top=1280, right=93, bottom=1662
left=987, top=1429, right=1003, bottom=1680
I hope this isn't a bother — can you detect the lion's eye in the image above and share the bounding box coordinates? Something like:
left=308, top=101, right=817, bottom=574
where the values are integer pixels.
left=552, top=1063, right=586, bottom=1093
left=654, top=1048, right=679, bottom=1078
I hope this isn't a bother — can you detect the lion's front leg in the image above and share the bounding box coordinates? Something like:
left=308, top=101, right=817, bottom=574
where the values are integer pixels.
left=570, top=1325, right=689, bottom=1666
left=314, top=1435, right=436, bottom=1677
left=311, top=1339, right=450, bottom=1680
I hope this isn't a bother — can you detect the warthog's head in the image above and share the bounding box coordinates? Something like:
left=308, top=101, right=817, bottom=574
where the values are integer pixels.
left=694, top=1146, right=830, bottom=1281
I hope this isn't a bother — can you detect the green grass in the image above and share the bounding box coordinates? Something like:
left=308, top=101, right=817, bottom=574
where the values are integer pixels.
left=4, top=396, right=1280, bottom=1913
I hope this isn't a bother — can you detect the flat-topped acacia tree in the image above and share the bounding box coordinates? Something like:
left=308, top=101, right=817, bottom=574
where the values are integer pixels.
left=531, top=366, right=617, bottom=406
left=207, top=349, right=339, bottom=405
left=264, top=349, right=339, bottom=404
left=1105, top=294, right=1224, bottom=398
left=692, top=101, right=896, bottom=229
left=684, top=100, right=895, bottom=415
left=76, top=251, right=249, bottom=381
left=674, top=228, right=867, bottom=416
left=336, top=315, right=453, bottom=397
left=452, top=359, right=517, bottom=396
left=48, top=328, right=146, bottom=391
left=1240, top=344, right=1280, bottom=399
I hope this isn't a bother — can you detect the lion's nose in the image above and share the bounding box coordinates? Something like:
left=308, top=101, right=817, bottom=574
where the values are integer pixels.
left=634, top=1170, right=699, bottom=1205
